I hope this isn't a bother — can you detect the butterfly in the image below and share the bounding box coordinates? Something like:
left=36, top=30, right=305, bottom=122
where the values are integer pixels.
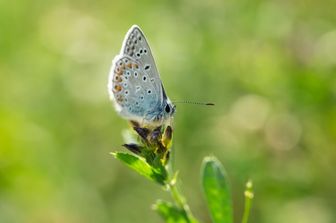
left=108, top=25, right=175, bottom=127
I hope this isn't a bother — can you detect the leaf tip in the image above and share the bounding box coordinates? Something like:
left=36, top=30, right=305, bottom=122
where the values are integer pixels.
left=202, top=155, right=220, bottom=165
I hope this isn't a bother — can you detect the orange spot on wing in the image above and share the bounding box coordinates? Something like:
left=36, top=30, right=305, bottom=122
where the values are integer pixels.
left=113, top=84, right=122, bottom=92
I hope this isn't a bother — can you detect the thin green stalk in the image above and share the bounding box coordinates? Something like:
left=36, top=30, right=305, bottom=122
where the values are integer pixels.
left=242, top=180, right=254, bottom=223
left=167, top=181, right=199, bottom=223
left=165, top=135, right=198, bottom=222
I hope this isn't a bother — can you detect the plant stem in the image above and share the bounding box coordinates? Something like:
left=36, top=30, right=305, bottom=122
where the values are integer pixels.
left=168, top=181, right=199, bottom=223
left=242, top=180, right=254, bottom=223
left=242, top=196, right=251, bottom=223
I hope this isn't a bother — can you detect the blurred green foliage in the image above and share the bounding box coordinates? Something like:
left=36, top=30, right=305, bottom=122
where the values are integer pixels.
left=1, top=0, right=336, bottom=222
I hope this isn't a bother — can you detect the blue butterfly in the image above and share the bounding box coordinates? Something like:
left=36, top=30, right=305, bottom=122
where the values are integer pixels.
left=108, top=25, right=175, bottom=126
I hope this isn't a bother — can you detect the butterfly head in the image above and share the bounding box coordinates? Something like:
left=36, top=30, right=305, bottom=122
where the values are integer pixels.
left=163, top=100, right=176, bottom=119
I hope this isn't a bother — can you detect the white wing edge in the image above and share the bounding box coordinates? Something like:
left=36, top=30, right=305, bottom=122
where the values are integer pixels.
left=107, top=54, right=125, bottom=113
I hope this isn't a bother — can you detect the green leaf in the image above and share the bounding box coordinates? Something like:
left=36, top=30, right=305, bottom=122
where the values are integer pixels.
left=111, top=152, right=167, bottom=185
left=201, top=156, right=233, bottom=223
left=153, top=200, right=190, bottom=223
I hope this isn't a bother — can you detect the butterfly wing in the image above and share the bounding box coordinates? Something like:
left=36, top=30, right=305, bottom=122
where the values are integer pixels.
left=108, top=25, right=173, bottom=124
left=108, top=55, right=161, bottom=123
left=120, top=25, right=166, bottom=102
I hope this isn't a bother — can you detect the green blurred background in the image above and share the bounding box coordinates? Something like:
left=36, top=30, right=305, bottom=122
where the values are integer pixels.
left=1, top=0, right=336, bottom=222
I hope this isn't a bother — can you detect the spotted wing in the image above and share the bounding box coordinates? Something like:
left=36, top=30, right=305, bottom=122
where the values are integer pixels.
left=108, top=55, right=161, bottom=123
left=120, top=25, right=165, bottom=102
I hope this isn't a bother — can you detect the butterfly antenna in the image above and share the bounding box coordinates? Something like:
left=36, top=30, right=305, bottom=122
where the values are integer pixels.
left=172, top=101, right=215, bottom=106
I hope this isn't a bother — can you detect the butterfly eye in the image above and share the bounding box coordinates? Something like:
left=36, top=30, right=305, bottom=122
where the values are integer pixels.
left=165, top=104, right=171, bottom=113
